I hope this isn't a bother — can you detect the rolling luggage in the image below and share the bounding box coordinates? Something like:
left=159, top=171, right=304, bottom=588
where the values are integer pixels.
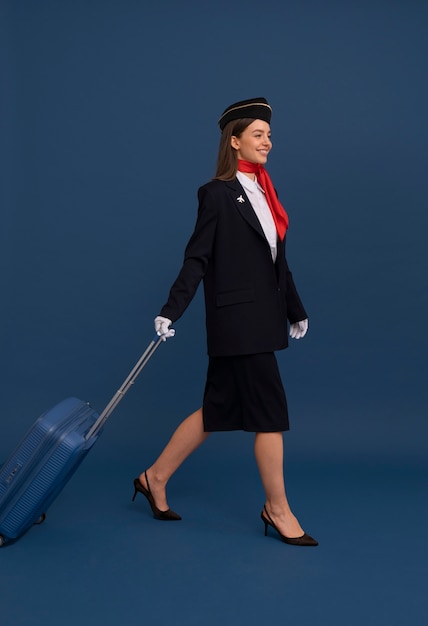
left=0, top=336, right=164, bottom=546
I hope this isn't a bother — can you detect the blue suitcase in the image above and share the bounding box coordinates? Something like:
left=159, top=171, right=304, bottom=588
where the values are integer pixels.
left=0, top=336, right=163, bottom=546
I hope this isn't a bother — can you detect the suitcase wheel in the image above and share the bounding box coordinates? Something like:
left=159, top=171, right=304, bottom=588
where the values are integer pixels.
left=0, top=535, right=5, bottom=547
left=34, top=513, right=47, bottom=525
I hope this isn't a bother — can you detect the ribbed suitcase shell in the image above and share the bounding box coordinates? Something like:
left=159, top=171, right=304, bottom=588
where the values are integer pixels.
left=0, top=397, right=100, bottom=544
left=0, top=336, right=163, bottom=546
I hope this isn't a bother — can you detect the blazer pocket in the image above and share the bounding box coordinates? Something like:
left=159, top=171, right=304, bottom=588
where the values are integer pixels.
left=216, top=288, right=255, bottom=307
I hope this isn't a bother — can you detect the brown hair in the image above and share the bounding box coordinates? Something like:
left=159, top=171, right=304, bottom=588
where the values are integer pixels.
left=214, top=118, right=254, bottom=181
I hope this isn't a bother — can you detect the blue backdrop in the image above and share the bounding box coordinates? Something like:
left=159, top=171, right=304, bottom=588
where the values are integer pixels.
left=1, top=0, right=426, bottom=456
left=1, top=2, right=427, bottom=624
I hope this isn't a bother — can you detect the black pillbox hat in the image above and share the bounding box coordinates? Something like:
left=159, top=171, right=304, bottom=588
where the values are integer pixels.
left=218, top=97, right=272, bottom=131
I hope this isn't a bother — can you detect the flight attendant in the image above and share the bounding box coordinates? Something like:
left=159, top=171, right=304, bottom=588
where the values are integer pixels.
left=133, top=98, right=317, bottom=546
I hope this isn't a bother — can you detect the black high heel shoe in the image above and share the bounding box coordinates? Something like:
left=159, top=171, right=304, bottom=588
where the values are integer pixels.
left=132, top=471, right=181, bottom=521
left=261, top=505, right=318, bottom=546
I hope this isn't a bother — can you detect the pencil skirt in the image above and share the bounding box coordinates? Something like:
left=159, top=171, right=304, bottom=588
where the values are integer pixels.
left=202, top=352, right=289, bottom=432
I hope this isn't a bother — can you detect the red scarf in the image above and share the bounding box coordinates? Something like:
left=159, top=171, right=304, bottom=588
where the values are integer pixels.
left=237, top=160, right=288, bottom=240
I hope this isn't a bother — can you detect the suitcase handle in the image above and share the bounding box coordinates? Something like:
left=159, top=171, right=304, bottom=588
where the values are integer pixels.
left=85, top=335, right=164, bottom=440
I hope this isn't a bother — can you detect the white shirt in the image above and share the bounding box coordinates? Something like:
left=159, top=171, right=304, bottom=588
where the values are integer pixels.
left=236, top=170, right=277, bottom=262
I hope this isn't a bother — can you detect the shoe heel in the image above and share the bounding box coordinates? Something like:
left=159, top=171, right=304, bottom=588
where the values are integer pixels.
left=132, top=487, right=138, bottom=502
left=261, top=511, right=268, bottom=536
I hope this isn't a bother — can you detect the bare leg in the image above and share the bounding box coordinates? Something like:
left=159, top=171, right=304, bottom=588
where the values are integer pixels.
left=254, top=432, right=305, bottom=538
left=140, top=408, right=210, bottom=511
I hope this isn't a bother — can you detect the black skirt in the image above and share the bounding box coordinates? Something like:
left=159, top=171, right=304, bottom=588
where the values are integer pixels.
left=202, top=353, right=289, bottom=432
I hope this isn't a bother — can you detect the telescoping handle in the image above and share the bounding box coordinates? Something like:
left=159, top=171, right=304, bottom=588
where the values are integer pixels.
left=85, top=335, right=164, bottom=440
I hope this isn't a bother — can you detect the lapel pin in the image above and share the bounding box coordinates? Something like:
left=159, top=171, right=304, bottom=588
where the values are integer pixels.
left=237, top=195, right=245, bottom=203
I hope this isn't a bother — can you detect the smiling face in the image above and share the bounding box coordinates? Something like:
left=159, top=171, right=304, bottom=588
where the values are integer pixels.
left=230, top=119, right=272, bottom=164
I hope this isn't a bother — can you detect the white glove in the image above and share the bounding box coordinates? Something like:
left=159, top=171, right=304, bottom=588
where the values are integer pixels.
left=154, top=316, right=175, bottom=341
left=289, top=318, right=308, bottom=339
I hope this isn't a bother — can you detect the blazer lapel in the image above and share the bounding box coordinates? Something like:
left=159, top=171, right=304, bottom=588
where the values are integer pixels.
left=225, top=179, right=266, bottom=240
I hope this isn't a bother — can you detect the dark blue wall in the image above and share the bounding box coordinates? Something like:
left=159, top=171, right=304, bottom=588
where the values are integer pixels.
left=1, top=0, right=427, bottom=459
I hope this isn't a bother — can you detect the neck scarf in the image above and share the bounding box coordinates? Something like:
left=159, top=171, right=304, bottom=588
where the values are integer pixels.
left=237, top=160, right=288, bottom=240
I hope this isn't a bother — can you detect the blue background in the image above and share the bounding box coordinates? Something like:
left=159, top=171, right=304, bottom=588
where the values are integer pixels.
left=1, top=1, right=427, bottom=625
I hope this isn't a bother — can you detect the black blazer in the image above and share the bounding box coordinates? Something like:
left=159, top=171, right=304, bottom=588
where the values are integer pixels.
left=160, top=178, right=307, bottom=357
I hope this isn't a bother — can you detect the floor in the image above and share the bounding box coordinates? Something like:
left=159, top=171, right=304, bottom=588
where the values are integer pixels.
left=1, top=420, right=427, bottom=626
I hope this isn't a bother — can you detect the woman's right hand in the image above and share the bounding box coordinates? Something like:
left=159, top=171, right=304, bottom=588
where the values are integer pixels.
left=154, top=316, right=175, bottom=341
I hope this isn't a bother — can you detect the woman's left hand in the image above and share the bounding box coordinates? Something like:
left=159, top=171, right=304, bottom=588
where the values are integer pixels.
left=289, top=319, right=308, bottom=339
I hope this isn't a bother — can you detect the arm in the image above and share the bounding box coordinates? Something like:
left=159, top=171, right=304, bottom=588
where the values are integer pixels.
left=284, top=258, right=308, bottom=324
left=284, top=258, right=309, bottom=339
left=159, top=186, right=217, bottom=323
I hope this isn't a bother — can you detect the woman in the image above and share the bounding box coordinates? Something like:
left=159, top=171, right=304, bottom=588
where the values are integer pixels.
left=132, top=97, right=318, bottom=546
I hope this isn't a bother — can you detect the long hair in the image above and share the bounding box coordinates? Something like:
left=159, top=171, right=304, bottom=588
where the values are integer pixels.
left=214, top=118, right=254, bottom=181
